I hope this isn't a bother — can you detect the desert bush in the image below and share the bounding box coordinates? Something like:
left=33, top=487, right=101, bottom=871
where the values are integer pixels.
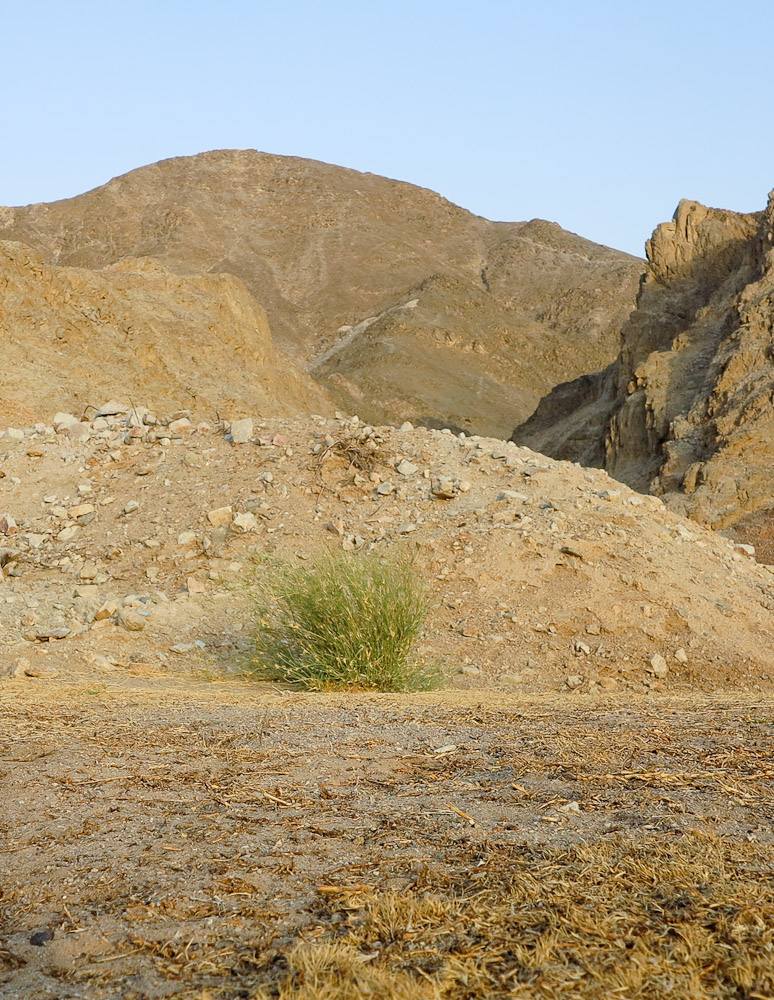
left=251, top=550, right=438, bottom=692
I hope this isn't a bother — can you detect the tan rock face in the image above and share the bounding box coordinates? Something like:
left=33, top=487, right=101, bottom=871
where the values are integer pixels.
left=0, top=149, right=642, bottom=437
left=513, top=192, right=774, bottom=561
left=0, top=241, right=330, bottom=424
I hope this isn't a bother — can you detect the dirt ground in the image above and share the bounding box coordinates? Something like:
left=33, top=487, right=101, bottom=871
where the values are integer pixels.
left=3, top=412, right=774, bottom=998
left=3, top=669, right=774, bottom=999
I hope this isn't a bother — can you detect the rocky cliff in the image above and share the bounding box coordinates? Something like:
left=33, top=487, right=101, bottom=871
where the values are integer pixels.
left=513, top=194, right=774, bottom=559
left=0, top=150, right=642, bottom=436
left=0, top=241, right=330, bottom=425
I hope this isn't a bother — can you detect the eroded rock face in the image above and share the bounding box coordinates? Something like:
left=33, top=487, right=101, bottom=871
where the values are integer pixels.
left=0, top=241, right=330, bottom=424
left=0, top=150, right=642, bottom=437
left=513, top=193, right=774, bottom=559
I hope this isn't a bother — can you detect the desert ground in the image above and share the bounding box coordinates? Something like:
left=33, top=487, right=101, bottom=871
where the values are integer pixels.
left=2, top=407, right=774, bottom=998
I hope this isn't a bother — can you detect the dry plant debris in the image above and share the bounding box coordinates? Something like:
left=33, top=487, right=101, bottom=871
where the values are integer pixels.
left=2, top=681, right=774, bottom=998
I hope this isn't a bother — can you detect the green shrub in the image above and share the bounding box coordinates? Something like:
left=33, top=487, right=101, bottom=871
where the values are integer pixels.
left=251, top=550, right=439, bottom=692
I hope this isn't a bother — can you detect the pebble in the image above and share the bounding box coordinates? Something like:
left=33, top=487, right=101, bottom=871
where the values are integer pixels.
left=397, top=460, right=418, bottom=477
left=118, top=609, right=145, bottom=631
left=230, top=418, right=254, bottom=444
left=647, top=653, right=669, bottom=678
left=207, top=506, right=233, bottom=527
left=674, top=648, right=688, bottom=664
left=233, top=512, right=258, bottom=533
left=566, top=674, right=584, bottom=690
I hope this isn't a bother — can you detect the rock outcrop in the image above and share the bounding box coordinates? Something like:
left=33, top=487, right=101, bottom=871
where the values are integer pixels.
left=0, top=241, right=330, bottom=424
left=513, top=193, right=774, bottom=560
left=0, top=150, right=642, bottom=436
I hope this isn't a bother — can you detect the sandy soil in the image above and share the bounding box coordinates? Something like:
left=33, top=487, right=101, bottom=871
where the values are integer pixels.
left=3, top=671, right=774, bottom=998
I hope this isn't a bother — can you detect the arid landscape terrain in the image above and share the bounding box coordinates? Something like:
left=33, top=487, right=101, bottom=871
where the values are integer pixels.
left=2, top=153, right=774, bottom=999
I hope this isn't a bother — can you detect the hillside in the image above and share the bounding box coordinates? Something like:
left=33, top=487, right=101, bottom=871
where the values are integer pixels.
left=514, top=192, right=774, bottom=560
left=0, top=240, right=330, bottom=425
left=0, top=150, right=643, bottom=436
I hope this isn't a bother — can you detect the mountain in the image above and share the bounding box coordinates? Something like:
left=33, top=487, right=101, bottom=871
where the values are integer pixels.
left=0, top=240, right=329, bottom=426
left=0, top=150, right=642, bottom=436
left=513, top=193, right=774, bottom=560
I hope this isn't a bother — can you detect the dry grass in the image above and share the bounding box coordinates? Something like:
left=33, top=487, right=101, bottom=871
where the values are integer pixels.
left=4, top=686, right=774, bottom=999
left=256, top=834, right=774, bottom=999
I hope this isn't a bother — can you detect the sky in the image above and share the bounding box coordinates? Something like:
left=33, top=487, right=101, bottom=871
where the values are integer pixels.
left=2, top=0, right=772, bottom=257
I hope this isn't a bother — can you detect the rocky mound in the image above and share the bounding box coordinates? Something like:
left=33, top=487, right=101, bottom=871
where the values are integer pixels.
left=514, top=193, right=774, bottom=561
left=2, top=410, right=772, bottom=693
left=0, top=240, right=330, bottom=425
left=0, top=150, right=642, bottom=436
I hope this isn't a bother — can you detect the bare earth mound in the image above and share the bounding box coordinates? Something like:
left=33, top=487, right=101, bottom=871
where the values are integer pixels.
left=0, top=150, right=642, bottom=436
left=514, top=192, right=774, bottom=561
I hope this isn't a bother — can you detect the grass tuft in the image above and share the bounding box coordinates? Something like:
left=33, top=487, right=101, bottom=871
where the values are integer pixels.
left=251, top=550, right=439, bottom=692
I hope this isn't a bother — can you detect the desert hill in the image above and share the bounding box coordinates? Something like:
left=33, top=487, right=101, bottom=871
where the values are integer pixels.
left=513, top=192, right=774, bottom=560
left=2, top=408, right=773, bottom=690
left=0, top=149, right=643, bottom=436
left=0, top=240, right=330, bottom=426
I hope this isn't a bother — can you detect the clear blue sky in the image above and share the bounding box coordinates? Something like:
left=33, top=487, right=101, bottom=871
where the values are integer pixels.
left=3, top=0, right=772, bottom=256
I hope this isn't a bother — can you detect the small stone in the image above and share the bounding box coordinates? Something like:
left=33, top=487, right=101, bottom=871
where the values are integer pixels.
left=56, top=526, right=79, bottom=542
left=0, top=515, right=18, bottom=536
left=4, top=428, right=24, bottom=442
left=69, top=503, right=95, bottom=520
left=233, top=512, right=258, bottom=533
left=169, top=417, right=193, bottom=435
left=396, top=459, right=418, bottom=477
left=118, top=609, right=145, bottom=632
left=259, top=471, right=274, bottom=484
left=431, top=477, right=457, bottom=500
left=122, top=500, right=139, bottom=515
left=34, top=627, right=70, bottom=642
left=342, top=533, right=365, bottom=551
left=52, top=412, right=78, bottom=430
left=74, top=585, right=99, bottom=599
left=460, top=664, right=481, bottom=676
left=457, top=481, right=472, bottom=493
left=94, top=600, right=119, bottom=621
left=376, top=482, right=395, bottom=496
left=230, top=418, right=254, bottom=444
left=573, top=640, right=591, bottom=656
left=399, top=421, right=414, bottom=432
left=207, top=506, right=233, bottom=527
left=96, top=401, right=129, bottom=417
left=585, top=623, right=601, bottom=635
left=397, top=523, right=417, bottom=534
left=598, top=677, right=618, bottom=691
left=8, top=657, right=30, bottom=678
left=177, top=531, right=197, bottom=546
left=79, top=562, right=98, bottom=581
left=647, top=653, right=669, bottom=678
left=734, top=543, right=755, bottom=557
left=674, top=648, right=688, bottom=664
left=566, top=674, right=584, bottom=690
left=29, top=929, right=54, bottom=946
left=186, top=576, right=207, bottom=595
left=558, top=800, right=581, bottom=814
